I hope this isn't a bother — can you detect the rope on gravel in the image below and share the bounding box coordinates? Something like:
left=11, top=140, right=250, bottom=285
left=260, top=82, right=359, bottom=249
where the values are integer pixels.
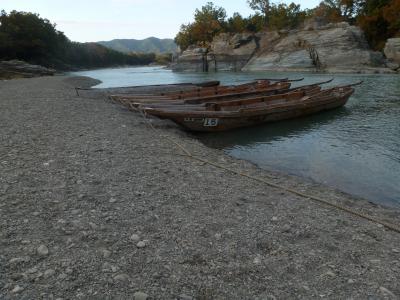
left=139, top=110, right=400, bottom=234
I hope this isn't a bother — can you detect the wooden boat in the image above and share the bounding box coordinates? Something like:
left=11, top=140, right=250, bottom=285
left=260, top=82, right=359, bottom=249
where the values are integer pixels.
left=110, top=78, right=305, bottom=104
left=119, top=81, right=293, bottom=110
left=130, top=79, right=334, bottom=112
left=143, top=85, right=356, bottom=132
left=111, top=79, right=277, bottom=103
left=139, top=85, right=323, bottom=111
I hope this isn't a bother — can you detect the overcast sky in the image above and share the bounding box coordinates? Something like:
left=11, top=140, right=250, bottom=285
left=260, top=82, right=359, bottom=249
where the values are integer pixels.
left=1, top=0, right=321, bottom=42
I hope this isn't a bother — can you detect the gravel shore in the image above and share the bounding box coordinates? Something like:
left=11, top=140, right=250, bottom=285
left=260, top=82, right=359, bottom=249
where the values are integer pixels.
left=1, top=76, right=400, bottom=299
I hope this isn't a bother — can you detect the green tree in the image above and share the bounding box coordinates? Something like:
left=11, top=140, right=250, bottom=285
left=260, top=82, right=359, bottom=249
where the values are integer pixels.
left=247, top=0, right=270, bottom=25
left=269, top=3, right=307, bottom=30
left=0, top=10, right=67, bottom=63
left=174, top=23, right=196, bottom=51
left=225, top=13, right=247, bottom=33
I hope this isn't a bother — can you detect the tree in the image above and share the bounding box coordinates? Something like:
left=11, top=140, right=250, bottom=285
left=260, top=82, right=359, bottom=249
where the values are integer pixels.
left=174, top=2, right=227, bottom=50
left=356, top=0, right=394, bottom=50
left=247, top=0, right=270, bottom=25
left=0, top=10, right=67, bottom=62
left=174, top=23, right=195, bottom=51
left=269, top=3, right=307, bottom=30
left=192, top=2, right=227, bottom=46
left=382, top=0, right=400, bottom=36
left=225, top=13, right=247, bottom=33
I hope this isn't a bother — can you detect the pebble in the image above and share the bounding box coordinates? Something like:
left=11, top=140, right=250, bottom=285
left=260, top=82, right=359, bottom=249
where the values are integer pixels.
left=178, top=295, right=193, bottom=300
left=26, top=267, right=38, bottom=274
left=325, top=271, right=336, bottom=278
left=89, top=222, right=98, bottom=230
left=271, top=216, right=278, bottom=222
left=282, top=224, right=291, bottom=232
left=10, top=273, right=23, bottom=281
left=109, top=198, right=117, bottom=203
left=9, top=257, right=30, bottom=265
left=37, top=244, right=49, bottom=256
left=130, top=234, right=140, bottom=242
left=253, top=256, right=262, bottom=265
left=136, top=241, right=146, bottom=248
left=370, top=259, right=381, bottom=264
left=348, top=279, right=354, bottom=284
left=111, top=265, right=118, bottom=273
left=113, top=273, right=130, bottom=282
left=134, top=291, right=149, bottom=300
left=379, top=287, right=396, bottom=298
left=44, top=269, right=56, bottom=278
left=11, top=285, right=24, bottom=293
left=102, top=249, right=112, bottom=258
left=392, top=249, right=399, bottom=253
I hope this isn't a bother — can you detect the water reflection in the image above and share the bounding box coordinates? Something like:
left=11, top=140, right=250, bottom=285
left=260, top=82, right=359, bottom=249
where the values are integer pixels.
left=198, top=107, right=351, bottom=149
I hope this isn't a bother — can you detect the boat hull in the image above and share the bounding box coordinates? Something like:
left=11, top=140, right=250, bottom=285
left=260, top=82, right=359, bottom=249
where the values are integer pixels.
left=159, top=93, right=351, bottom=132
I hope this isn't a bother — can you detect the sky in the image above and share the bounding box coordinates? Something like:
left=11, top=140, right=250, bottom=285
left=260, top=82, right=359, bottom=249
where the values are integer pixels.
left=1, top=0, right=321, bottom=42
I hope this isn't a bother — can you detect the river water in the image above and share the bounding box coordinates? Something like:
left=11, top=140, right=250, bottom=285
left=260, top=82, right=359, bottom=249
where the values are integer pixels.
left=73, top=66, right=400, bottom=207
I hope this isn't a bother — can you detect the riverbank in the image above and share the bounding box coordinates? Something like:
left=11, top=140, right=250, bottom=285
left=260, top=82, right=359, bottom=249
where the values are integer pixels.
left=1, top=76, right=400, bottom=299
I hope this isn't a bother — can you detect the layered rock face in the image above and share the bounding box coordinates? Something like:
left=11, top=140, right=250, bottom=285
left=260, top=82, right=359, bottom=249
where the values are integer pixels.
left=208, top=33, right=258, bottom=71
left=0, top=60, right=56, bottom=79
left=384, top=38, right=400, bottom=71
left=172, top=22, right=391, bottom=73
left=171, top=46, right=209, bottom=72
left=245, top=22, right=385, bottom=73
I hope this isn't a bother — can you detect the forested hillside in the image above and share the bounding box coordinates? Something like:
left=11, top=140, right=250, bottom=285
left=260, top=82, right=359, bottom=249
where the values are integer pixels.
left=98, top=37, right=177, bottom=54
left=0, top=10, right=157, bottom=70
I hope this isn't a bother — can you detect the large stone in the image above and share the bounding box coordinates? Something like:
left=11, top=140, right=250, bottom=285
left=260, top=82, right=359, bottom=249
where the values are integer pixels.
left=171, top=46, right=208, bottom=72
left=384, top=38, right=400, bottom=68
left=0, top=60, right=56, bottom=79
left=208, top=33, right=258, bottom=71
left=244, top=22, right=385, bottom=72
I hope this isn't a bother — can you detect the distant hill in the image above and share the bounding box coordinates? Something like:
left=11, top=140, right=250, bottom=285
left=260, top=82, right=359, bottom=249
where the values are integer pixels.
left=98, top=37, right=178, bottom=54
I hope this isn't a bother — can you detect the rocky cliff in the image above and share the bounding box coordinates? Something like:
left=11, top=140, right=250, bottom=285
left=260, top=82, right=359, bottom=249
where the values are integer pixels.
left=172, top=22, right=395, bottom=73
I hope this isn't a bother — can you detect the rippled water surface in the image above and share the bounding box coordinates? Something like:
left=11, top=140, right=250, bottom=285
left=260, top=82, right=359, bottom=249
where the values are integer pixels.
left=73, top=66, right=400, bottom=207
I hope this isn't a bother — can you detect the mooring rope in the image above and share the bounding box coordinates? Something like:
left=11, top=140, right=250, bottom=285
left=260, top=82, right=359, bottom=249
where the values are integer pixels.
left=137, top=109, right=400, bottom=234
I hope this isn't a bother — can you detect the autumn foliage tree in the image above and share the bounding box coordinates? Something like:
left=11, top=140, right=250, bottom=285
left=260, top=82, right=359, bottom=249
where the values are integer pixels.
left=174, top=2, right=226, bottom=50
left=357, top=0, right=400, bottom=50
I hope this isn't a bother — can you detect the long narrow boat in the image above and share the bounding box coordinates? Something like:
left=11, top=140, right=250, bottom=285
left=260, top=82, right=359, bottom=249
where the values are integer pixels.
left=139, top=85, right=323, bottom=111
left=130, top=79, right=334, bottom=111
left=122, top=81, right=294, bottom=110
left=110, top=78, right=305, bottom=104
left=143, top=85, right=356, bottom=132
left=111, top=79, right=277, bottom=103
